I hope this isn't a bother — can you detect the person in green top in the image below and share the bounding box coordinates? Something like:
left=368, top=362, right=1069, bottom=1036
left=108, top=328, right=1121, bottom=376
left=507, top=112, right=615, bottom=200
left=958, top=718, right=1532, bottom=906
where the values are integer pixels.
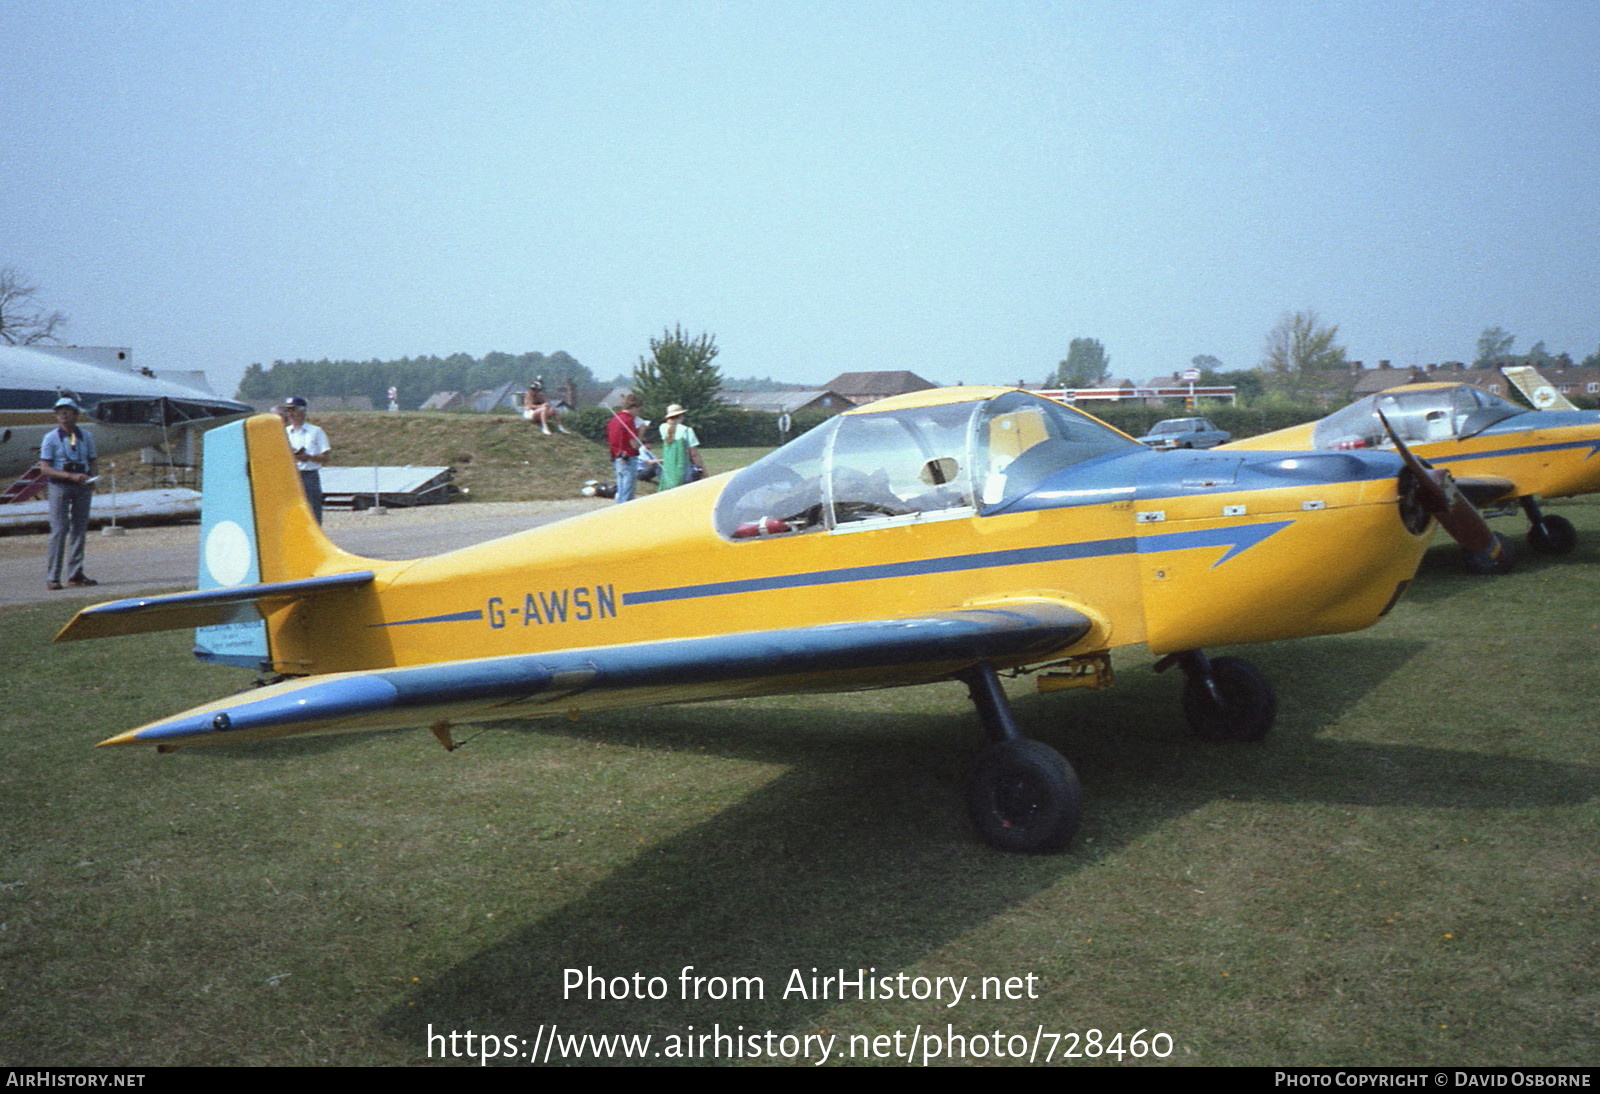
left=657, top=403, right=705, bottom=490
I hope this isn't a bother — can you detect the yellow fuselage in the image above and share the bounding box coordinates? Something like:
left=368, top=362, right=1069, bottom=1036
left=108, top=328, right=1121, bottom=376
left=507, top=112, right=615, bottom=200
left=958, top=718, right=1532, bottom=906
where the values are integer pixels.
left=260, top=450, right=1427, bottom=679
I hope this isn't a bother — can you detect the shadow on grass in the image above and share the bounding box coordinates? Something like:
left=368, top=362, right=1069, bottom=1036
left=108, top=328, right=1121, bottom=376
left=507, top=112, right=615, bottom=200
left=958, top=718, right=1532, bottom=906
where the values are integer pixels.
left=1400, top=519, right=1600, bottom=605
left=375, top=634, right=1596, bottom=1061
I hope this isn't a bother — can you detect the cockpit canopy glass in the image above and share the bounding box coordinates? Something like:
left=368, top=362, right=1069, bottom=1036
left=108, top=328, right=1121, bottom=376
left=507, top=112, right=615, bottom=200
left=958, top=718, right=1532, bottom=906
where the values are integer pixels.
left=713, top=391, right=1140, bottom=539
left=1311, top=385, right=1530, bottom=450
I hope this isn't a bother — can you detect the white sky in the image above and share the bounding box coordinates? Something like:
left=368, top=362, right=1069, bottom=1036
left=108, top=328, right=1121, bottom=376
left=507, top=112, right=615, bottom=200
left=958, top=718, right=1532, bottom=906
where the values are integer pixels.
left=4, top=1, right=1598, bottom=394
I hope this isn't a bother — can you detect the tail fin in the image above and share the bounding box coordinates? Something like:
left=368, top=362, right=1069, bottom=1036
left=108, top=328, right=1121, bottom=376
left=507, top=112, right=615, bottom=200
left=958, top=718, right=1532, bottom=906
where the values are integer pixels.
left=193, top=415, right=368, bottom=666
left=55, top=415, right=376, bottom=657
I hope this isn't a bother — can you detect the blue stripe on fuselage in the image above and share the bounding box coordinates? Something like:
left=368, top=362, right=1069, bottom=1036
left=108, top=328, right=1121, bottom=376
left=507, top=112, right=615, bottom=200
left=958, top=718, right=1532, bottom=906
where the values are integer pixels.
left=622, top=519, right=1293, bottom=607
left=1426, top=436, right=1600, bottom=466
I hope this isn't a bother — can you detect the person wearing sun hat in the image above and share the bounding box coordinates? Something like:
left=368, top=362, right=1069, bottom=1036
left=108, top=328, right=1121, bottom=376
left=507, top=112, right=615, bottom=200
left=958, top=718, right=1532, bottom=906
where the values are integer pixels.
left=657, top=403, right=704, bottom=490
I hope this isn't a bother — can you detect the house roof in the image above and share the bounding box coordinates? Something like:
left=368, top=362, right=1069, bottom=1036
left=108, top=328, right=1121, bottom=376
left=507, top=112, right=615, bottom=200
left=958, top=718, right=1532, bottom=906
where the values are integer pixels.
left=823, top=370, right=937, bottom=398
left=466, top=381, right=519, bottom=412
left=721, top=389, right=849, bottom=414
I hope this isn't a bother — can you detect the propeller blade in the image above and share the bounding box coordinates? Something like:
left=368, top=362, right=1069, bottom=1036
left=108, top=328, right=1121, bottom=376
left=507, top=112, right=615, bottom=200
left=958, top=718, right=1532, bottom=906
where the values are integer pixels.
left=1375, top=410, right=1510, bottom=570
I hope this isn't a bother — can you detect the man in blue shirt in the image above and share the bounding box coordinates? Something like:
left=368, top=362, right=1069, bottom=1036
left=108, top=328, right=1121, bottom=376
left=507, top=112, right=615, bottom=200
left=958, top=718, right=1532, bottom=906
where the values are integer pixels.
left=38, top=397, right=98, bottom=590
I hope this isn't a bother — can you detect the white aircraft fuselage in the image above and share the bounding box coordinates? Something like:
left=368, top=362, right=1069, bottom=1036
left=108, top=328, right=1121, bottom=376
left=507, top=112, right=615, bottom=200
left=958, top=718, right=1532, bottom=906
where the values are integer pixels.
left=0, top=344, right=252, bottom=480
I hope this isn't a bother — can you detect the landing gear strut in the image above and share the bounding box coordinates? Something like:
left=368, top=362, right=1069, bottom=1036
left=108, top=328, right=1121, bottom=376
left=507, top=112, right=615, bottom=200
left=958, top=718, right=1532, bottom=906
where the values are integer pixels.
left=1522, top=497, right=1577, bottom=556
left=959, top=663, right=1081, bottom=853
left=1156, top=650, right=1277, bottom=742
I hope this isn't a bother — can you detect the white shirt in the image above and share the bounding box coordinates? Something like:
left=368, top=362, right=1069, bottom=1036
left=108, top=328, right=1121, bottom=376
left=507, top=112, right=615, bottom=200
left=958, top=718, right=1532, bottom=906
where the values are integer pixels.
left=286, top=421, right=330, bottom=472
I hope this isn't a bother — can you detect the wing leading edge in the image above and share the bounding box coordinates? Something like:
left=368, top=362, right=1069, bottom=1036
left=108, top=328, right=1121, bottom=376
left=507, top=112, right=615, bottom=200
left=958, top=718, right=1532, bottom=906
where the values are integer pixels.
left=98, top=601, right=1094, bottom=748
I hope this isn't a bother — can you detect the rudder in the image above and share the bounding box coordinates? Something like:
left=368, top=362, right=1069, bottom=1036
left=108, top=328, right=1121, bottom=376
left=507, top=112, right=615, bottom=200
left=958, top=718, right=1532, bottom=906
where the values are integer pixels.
left=194, top=415, right=365, bottom=667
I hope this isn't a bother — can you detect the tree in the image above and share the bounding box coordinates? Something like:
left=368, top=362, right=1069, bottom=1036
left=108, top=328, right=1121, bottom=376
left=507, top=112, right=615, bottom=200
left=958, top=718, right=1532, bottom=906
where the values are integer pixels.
left=1048, top=337, right=1111, bottom=388
left=1524, top=340, right=1554, bottom=365
left=631, top=326, right=725, bottom=418
left=1262, top=311, right=1347, bottom=373
left=1475, top=327, right=1516, bottom=367
left=0, top=266, right=68, bottom=345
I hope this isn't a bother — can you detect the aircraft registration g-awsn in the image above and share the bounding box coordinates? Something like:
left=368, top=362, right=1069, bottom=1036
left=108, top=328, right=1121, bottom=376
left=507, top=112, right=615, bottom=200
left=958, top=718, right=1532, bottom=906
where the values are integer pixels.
left=59, top=386, right=1453, bottom=852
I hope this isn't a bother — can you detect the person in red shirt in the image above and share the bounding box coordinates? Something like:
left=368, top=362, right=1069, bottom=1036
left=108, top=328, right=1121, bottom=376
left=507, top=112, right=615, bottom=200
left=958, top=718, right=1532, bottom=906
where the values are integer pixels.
left=605, top=393, right=647, bottom=503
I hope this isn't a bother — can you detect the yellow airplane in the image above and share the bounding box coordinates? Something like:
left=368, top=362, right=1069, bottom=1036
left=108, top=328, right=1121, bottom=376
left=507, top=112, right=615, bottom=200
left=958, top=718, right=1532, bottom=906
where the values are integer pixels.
left=1224, top=381, right=1600, bottom=571
left=56, top=386, right=1470, bottom=852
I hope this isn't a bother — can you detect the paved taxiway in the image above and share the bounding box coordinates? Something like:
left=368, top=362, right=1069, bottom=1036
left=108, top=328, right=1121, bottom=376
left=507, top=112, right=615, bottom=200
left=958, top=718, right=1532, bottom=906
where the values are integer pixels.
left=0, top=499, right=609, bottom=608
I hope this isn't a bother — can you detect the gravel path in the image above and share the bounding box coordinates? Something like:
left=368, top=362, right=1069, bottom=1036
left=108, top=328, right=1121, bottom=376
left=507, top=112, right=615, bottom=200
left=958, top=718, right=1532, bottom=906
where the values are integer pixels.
left=0, top=498, right=609, bottom=607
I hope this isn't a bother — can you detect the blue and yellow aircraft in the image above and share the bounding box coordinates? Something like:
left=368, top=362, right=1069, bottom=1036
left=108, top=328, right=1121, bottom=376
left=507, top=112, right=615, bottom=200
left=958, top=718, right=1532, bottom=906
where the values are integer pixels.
left=1224, top=381, right=1600, bottom=570
left=57, top=386, right=1472, bottom=852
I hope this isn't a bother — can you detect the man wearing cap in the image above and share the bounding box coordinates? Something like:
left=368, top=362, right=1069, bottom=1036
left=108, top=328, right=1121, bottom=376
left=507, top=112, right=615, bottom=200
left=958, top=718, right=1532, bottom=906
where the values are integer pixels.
left=283, top=396, right=331, bottom=523
left=38, top=397, right=98, bottom=590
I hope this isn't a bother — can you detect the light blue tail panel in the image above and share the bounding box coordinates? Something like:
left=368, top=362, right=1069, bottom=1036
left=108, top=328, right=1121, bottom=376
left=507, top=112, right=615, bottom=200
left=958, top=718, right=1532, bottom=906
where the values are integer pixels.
left=193, top=421, right=270, bottom=667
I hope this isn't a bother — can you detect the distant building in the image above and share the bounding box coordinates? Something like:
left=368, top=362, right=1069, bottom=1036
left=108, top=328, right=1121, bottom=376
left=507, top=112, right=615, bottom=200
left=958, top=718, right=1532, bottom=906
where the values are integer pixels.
left=466, top=381, right=519, bottom=413
left=420, top=391, right=464, bottom=411
left=721, top=389, right=850, bottom=415
left=823, top=370, right=937, bottom=405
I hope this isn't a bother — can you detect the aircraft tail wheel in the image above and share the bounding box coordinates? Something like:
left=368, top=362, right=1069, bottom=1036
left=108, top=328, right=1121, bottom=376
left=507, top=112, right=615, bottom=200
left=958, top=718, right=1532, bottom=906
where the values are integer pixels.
left=1463, top=531, right=1516, bottom=575
left=967, top=739, right=1081, bottom=853
left=1182, top=655, right=1277, bottom=742
left=1527, top=514, right=1577, bottom=555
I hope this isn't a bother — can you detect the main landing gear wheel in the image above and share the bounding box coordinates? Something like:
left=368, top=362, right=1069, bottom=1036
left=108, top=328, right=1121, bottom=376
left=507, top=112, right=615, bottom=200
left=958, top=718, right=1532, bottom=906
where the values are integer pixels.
left=1527, top=513, right=1577, bottom=555
left=1181, top=655, right=1277, bottom=742
left=958, top=662, right=1081, bottom=853
left=1464, top=531, right=1516, bottom=575
left=967, top=739, right=1082, bottom=854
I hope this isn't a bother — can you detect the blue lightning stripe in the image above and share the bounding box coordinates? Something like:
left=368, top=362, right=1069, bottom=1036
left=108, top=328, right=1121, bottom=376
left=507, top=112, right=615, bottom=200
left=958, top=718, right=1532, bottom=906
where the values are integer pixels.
left=1138, top=519, right=1294, bottom=565
left=1429, top=437, right=1600, bottom=465
left=623, top=537, right=1134, bottom=606
left=623, top=519, right=1293, bottom=607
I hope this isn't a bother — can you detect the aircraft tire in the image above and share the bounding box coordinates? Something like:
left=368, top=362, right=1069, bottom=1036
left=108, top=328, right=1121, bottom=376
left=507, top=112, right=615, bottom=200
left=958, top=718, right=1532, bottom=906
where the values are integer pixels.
left=967, top=740, right=1081, bottom=853
left=1183, top=656, right=1276, bottom=742
left=1463, top=532, right=1516, bottom=575
left=1527, top=514, right=1577, bottom=555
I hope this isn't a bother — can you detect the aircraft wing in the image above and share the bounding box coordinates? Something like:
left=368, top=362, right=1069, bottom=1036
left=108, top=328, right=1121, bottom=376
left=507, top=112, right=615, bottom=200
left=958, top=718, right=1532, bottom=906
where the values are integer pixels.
left=96, top=601, right=1094, bottom=748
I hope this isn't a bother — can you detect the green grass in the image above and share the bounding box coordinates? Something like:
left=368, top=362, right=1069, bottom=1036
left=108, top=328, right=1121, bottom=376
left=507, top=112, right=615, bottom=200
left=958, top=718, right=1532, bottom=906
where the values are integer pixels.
left=1, top=501, right=1597, bottom=1065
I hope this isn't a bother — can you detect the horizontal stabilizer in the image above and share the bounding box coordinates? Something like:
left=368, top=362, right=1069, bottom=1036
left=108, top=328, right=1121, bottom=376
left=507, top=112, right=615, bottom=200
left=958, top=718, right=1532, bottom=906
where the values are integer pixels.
left=54, top=572, right=376, bottom=643
left=99, top=601, right=1093, bottom=748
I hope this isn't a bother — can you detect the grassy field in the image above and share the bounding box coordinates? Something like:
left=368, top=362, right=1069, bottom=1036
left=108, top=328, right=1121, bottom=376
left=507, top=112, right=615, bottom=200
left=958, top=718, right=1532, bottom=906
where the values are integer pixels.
left=1, top=501, right=1597, bottom=1066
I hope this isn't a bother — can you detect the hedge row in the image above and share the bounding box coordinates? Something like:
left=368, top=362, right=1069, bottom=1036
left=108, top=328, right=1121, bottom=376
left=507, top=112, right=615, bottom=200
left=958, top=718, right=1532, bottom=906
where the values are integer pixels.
left=564, top=400, right=1343, bottom=449
left=1083, top=403, right=1325, bottom=441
